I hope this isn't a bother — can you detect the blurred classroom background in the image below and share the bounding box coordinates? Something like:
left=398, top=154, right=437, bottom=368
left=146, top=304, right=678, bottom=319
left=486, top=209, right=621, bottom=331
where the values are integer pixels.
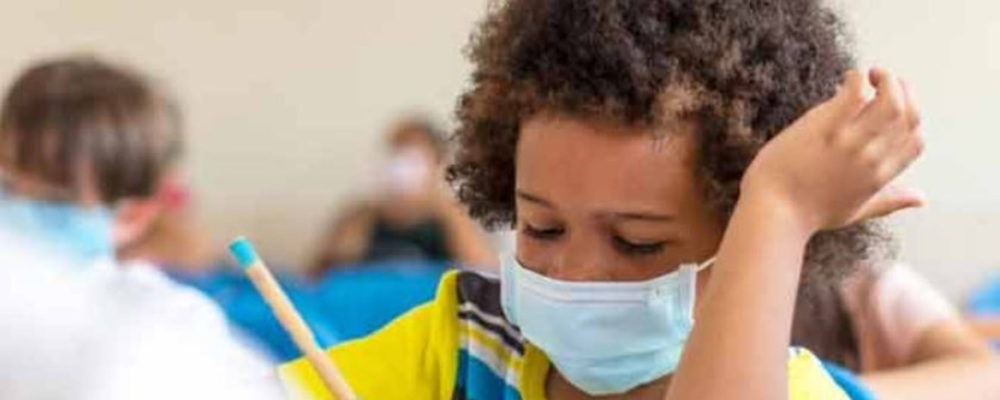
left=0, top=0, right=997, bottom=374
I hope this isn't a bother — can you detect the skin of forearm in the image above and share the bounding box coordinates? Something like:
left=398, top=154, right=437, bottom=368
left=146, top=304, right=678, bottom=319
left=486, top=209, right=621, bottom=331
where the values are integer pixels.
left=665, top=194, right=815, bottom=400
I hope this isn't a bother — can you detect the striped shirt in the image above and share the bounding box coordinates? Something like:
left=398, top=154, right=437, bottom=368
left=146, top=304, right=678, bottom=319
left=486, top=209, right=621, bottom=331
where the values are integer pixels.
left=279, top=270, right=848, bottom=400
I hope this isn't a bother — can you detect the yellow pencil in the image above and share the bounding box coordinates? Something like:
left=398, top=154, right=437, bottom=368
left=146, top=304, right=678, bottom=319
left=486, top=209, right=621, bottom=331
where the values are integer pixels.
left=229, top=237, right=357, bottom=400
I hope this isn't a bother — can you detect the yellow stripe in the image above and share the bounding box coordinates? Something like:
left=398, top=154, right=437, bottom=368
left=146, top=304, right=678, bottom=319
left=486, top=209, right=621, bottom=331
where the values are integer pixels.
left=788, top=348, right=851, bottom=400
left=278, top=271, right=464, bottom=400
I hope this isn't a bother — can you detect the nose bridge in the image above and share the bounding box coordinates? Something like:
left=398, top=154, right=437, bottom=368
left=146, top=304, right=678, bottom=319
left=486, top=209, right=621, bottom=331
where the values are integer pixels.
left=547, top=229, right=611, bottom=282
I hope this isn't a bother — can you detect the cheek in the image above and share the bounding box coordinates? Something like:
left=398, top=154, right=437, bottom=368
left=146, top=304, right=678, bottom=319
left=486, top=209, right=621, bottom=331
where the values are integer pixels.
left=606, top=254, right=687, bottom=282
left=514, top=228, right=608, bottom=280
left=513, top=231, right=554, bottom=273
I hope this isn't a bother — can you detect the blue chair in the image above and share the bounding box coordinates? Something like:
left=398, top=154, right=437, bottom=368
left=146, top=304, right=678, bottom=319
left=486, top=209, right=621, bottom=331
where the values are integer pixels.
left=313, top=260, right=449, bottom=341
left=967, top=273, right=1000, bottom=350
left=968, top=273, right=1000, bottom=315
left=169, top=266, right=340, bottom=362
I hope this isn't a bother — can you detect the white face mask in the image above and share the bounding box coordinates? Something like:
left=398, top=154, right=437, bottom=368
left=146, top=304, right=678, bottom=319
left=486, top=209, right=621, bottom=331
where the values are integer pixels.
left=500, top=253, right=714, bottom=395
left=381, top=148, right=432, bottom=196
left=0, top=185, right=115, bottom=266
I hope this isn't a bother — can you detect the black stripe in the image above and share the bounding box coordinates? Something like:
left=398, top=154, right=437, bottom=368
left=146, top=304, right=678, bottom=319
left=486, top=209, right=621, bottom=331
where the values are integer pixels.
left=455, top=271, right=506, bottom=317
left=452, top=384, right=468, bottom=400
left=458, top=309, right=525, bottom=355
left=455, top=270, right=526, bottom=355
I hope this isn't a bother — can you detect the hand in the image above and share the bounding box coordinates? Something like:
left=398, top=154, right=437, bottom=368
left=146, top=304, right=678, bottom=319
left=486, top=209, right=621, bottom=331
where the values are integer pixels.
left=741, top=68, right=925, bottom=233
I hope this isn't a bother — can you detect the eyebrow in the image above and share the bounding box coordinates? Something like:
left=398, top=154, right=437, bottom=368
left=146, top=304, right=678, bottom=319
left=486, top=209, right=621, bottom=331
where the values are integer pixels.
left=610, top=211, right=674, bottom=222
left=516, top=190, right=553, bottom=208
left=516, top=189, right=675, bottom=222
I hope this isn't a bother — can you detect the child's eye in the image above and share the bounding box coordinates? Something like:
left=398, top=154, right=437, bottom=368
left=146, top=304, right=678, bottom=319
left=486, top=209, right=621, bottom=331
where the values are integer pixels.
left=612, top=236, right=667, bottom=256
left=522, top=223, right=564, bottom=240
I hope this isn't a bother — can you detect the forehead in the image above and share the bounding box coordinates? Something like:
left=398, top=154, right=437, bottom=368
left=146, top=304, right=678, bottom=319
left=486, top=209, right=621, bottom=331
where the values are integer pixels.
left=515, top=114, right=700, bottom=213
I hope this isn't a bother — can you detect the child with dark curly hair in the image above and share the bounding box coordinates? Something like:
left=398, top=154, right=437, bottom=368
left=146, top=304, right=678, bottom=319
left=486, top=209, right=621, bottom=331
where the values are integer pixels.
left=280, top=0, right=925, bottom=398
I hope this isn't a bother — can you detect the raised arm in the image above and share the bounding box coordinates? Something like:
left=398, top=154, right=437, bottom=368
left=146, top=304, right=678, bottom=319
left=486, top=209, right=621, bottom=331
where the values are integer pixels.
left=666, top=68, right=925, bottom=400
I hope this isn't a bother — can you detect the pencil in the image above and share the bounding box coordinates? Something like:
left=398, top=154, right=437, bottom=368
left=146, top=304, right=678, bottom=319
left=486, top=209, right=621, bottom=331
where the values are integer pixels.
left=229, top=237, right=357, bottom=400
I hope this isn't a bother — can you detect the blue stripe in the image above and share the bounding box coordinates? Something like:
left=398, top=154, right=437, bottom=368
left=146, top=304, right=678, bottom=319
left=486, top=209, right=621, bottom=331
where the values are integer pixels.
left=456, top=349, right=523, bottom=400
left=821, top=361, right=878, bottom=400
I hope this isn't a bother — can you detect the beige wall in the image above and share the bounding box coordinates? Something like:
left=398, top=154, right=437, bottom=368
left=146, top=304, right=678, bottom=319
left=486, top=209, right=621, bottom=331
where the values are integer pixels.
left=0, top=0, right=996, bottom=300
left=0, top=0, right=487, bottom=269
left=839, top=0, right=1000, bottom=300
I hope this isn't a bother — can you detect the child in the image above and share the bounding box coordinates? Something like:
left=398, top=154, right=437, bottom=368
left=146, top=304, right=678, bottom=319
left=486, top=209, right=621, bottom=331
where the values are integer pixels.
left=308, top=116, right=496, bottom=277
left=0, top=56, right=281, bottom=398
left=280, top=0, right=924, bottom=399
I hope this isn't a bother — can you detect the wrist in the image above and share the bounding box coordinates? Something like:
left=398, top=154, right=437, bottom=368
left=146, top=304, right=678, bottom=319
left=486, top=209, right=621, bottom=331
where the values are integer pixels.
left=735, top=185, right=821, bottom=241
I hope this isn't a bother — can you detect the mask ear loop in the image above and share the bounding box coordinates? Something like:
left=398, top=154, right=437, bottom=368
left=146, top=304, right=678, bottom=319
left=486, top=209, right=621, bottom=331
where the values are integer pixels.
left=695, top=257, right=716, bottom=272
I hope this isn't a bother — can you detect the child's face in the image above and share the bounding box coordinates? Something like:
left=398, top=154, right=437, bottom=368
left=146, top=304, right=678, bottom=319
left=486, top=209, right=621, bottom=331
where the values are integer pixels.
left=514, top=113, right=724, bottom=298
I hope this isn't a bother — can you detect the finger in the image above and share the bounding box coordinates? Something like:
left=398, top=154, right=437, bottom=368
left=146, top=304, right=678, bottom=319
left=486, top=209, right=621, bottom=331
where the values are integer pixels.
left=827, top=69, right=867, bottom=122
left=867, top=67, right=896, bottom=90
left=900, top=79, right=922, bottom=131
left=807, top=69, right=866, bottom=142
left=849, top=185, right=926, bottom=223
left=867, top=87, right=923, bottom=169
left=878, top=127, right=925, bottom=182
left=855, top=68, right=907, bottom=131
left=903, top=128, right=925, bottom=161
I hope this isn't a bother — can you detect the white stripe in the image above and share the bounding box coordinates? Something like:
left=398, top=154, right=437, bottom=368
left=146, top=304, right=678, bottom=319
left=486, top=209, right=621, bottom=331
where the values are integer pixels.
left=458, top=301, right=524, bottom=343
left=459, top=331, right=522, bottom=389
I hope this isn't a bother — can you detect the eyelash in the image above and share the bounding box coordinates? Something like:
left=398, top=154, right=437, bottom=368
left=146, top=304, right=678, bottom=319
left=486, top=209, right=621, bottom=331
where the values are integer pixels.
left=612, top=236, right=667, bottom=256
left=522, top=224, right=564, bottom=240
left=521, top=224, right=667, bottom=256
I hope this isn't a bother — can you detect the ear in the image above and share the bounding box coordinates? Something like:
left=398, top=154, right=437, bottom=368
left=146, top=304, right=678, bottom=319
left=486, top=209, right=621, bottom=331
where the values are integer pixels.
left=112, top=198, right=164, bottom=249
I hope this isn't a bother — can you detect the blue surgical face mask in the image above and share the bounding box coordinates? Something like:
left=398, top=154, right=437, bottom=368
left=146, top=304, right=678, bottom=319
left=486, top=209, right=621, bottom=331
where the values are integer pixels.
left=500, top=253, right=714, bottom=396
left=0, top=186, right=115, bottom=266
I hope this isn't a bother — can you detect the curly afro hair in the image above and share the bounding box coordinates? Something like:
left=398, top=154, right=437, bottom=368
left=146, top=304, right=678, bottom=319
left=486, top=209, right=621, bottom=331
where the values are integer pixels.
left=448, top=0, right=892, bottom=367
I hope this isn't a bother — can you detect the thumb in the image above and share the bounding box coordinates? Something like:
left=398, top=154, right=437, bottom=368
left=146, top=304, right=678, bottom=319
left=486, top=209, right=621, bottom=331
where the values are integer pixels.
left=847, top=185, right=926, bottom=224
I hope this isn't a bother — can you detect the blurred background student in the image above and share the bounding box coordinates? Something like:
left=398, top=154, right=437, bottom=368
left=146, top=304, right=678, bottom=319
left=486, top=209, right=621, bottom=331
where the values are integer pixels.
left=0, top=56, right=281, bottom=399
left=110, top=170, right=327, bottom=361
left=795, top=261, right=1000, bottom=399
left=117, top=172, right=219, bottom=274
left=0, top=224, right=282, bottom=400
left=307, top=116, right=496, bottom=278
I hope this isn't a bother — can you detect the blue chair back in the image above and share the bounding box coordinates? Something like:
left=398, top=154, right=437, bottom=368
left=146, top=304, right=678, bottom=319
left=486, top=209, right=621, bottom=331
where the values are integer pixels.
left=313, top=260, right=449, bottom=341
